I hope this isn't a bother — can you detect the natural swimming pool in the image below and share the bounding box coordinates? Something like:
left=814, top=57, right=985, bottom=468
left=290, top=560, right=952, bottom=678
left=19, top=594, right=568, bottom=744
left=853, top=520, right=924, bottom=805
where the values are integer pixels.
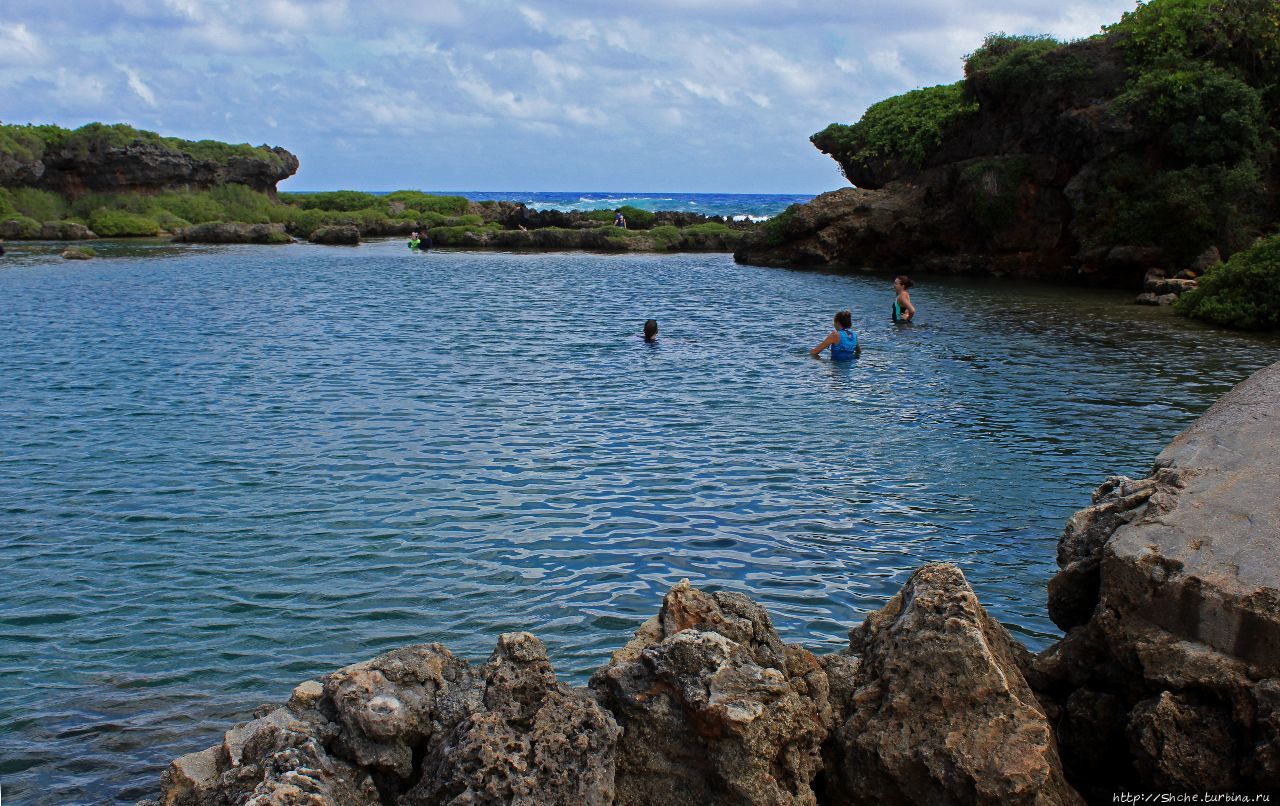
left=2, top=241, right=1278, bottom=802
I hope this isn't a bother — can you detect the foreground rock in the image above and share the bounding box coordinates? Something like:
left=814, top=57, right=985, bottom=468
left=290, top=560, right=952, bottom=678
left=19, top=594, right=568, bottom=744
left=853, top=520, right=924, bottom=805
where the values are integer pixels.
left=1036, top=360, right=1280, bottom=797
left=589, top=581, right=830, bottom=805
left=145, top=637, right=618, bottom=805
left=172, top=222, right=292, bottom=244
left=826, top=564, right=1080, bottom=805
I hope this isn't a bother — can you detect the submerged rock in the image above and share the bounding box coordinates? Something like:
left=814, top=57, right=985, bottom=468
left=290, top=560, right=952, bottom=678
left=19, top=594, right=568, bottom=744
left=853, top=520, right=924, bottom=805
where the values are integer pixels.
left=60, top=247, right=94, bottom=260
left=825, top=563, right=1081, bottom=806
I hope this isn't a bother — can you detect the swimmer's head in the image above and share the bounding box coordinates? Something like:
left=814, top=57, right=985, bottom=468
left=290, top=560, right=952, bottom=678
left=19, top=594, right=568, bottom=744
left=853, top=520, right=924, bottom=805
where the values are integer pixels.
left=894, top=275, right=914, bottom=290
left=643, top=319, right=658, bottom=341
left=834, top=311, right=852, bottom=330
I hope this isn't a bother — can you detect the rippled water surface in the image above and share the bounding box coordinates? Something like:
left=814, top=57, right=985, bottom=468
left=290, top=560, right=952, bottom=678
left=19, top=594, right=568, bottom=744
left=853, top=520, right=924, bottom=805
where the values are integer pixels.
left=2, top=241, right=1278, bottom=802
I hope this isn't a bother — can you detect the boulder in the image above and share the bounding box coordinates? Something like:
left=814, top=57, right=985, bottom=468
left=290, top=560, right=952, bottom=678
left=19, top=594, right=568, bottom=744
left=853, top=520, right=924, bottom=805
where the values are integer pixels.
left=406, top=633, right=620, bottom=804
left=1036, top=360, right=1280, bottom=795
left=825, top=563, right=1081, bottom=805
left=172, top=223, right=292, bottom=244
left=322, top=643, right=479, bottom=790
left=590, top=580, right=830, bottom=805
left=60, top=247, right=94, bottom=260
left=309, top=225, right=360, bottom=245
left=40, top=221, right=97, bottom=240
left=1134, top=292, right=1160, bottom=305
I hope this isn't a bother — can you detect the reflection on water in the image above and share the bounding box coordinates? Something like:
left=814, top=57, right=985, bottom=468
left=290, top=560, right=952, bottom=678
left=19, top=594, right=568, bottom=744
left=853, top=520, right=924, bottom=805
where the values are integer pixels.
left=1, top=243, right=1277, bottom=801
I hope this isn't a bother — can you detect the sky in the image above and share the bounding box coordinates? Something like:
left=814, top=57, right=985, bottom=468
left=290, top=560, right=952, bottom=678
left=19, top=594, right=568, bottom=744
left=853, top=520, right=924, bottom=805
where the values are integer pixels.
left=0, top=0, right=1138, bottom=193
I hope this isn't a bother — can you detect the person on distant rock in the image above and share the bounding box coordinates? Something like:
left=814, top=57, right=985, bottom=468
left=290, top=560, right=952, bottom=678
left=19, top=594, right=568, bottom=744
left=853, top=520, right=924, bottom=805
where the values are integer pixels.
left=643, top=319, right=658, bottom=343
left=615, top=211, right=627, bottom=229
left=892, top=275, right=916, bottom=322
left=811, top=310, right=859, bottom=360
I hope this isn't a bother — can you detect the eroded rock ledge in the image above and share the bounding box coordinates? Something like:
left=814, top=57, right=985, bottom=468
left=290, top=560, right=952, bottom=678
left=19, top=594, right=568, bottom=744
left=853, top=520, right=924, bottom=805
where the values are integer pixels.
left=145, top=361, right=1280, bottom=804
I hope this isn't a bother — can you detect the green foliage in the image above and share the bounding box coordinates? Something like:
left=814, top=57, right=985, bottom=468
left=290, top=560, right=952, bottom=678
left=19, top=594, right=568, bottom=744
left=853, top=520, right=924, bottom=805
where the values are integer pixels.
left=617, top=205, right=656, bottom=229
left=0, top=188, right=13, bottom=217
left=149, top=192, right=226, bottom=224
left=77, top=246, right=98, bottom=257
left=1113, top=63, right=1265, bottom=166
left=963, top=34, right=1090, bottom=97
left=1175, top=233, right=1280, bottom=329
left=10, top=188, right=64, bottom=221
left=146, top=208, right=192, bottom=232
left=1077, top=158, right=1261, bottom=261
left=647, top=225, right=682, bottom=249
left=88, top=209, right=161, bottom=237
left=208, top=184, right=275, bottom=223
left=959, top=156, right=1031, bottom=232
left=679, top=222, right=736, bottom=236
left=1107, top=0, right=1217, bottom=66
left=426, top=223, right=501, bottom=245
left=0, top=122, right=284, bottom=171
left=382, top=191, right=469, bottom=215
left=761, top=205, right=800, bottom=246
left=285, top=190, right=381, bottom=211
left=2, top=215, right=41, bottom=238
left=811, top=82, right=978, bottom=172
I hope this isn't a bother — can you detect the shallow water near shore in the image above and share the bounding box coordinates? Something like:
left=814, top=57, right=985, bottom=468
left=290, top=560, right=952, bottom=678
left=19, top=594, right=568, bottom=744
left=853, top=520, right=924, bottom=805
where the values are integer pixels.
left=2, top=241, right=1278, bottom=802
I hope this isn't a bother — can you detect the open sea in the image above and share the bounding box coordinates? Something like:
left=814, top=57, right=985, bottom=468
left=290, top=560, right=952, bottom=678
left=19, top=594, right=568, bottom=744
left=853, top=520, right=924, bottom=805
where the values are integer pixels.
left=384, top=190, right=815, bottom=221
left=1, top=236, right=1279, bottom=802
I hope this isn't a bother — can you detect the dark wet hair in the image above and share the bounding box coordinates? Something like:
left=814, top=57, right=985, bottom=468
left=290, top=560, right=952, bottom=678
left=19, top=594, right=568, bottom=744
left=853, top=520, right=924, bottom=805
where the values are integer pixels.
left=895, top=275, right=914, bottom=289
left=643, top=319, right=658, bottom=339
left=834, top=311, right=852, bottom=329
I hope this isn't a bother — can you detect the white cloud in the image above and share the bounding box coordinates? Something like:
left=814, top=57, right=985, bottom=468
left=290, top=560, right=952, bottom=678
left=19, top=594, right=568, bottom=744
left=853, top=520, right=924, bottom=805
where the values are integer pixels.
left=0, top=23, right=45, bottom=65
left=121, top=65, right=157, bottom=106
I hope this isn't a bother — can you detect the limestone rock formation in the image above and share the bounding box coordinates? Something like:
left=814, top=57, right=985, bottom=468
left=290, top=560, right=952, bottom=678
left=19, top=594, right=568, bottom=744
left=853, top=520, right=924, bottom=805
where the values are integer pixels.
left=825, top=563, right=1081, bottom=806
left=35, top=141, right=298, bottom=198
left=309, top=225, right=360, bottom=245
left=173, top=223, right=292, bottom=245
left=589, top=581, right=830, bottom=806
left=1036, top=360, right=1280, bottom=797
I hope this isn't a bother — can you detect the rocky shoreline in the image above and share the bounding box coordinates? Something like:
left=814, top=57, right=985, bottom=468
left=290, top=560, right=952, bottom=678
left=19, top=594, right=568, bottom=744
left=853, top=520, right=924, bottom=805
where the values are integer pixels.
left=144, top=361, right=1280, bottom=804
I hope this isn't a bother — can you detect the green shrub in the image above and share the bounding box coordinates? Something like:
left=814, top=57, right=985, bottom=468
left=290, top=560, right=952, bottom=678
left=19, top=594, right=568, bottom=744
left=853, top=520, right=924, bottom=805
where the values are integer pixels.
left=11, top=188, right=66, bottom=221
left=284, top=190, right=381, bottom=212
left=452, top=213, right=484, bottom=227
left=1, top=215, right=41, bottom=238
left=146, top=208, right=191, bottom=232
left=0, top=125, right=48, bottom=163
left=963, top=34, right=1090, bottom=97
left=1175, top=233, right=1280, bottom=329
left=617, top=205, right=655, bottom=229
left=151, top=192, right=226, bottom=224
left=208, top=184, right=274, bottom=223
left=761, top=204, right=800, bottom=246
left=88, top=209, right=160, bottom=237
left=1107, top=0, right=1218, bottom=68
left=811, top=82, right=978, bottom=172
left=1113, top=63, right=1265, bottom=166
left=383, top=191, right=469, bottom=215
left=0, top=188, right=15, bottom=218
left=648, top=225, right=682, bottom=249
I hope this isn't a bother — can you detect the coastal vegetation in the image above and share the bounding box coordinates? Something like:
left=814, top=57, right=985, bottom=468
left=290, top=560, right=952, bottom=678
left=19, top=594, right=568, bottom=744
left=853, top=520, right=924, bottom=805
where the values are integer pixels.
left=0, top=123, right=753, bottom=252
left=742, top=0, right=1280, bottom=329
left=1175, top=234, right=1280, bottom=329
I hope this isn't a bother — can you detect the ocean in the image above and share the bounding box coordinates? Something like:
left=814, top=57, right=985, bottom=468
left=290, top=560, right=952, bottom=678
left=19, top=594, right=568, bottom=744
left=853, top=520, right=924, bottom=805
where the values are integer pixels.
left=400, top=191, right=816, bottom=221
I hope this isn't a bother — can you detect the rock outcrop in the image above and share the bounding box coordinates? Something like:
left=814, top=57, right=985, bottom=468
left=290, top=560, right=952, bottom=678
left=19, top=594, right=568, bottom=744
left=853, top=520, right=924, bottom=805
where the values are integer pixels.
left=590, top=581, right=830, bottom=805
left=826, top=564, right=1080, bottom=805
left=172, top=223, right=292, bottom=245
left=1035, top=360, right=1280, bottom=797
left=309, top=225, right=361, bottom=245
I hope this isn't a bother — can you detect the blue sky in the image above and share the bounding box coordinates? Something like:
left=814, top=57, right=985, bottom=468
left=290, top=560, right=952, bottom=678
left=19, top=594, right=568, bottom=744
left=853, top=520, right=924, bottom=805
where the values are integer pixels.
left=1, top=0, right=1137, bottom=193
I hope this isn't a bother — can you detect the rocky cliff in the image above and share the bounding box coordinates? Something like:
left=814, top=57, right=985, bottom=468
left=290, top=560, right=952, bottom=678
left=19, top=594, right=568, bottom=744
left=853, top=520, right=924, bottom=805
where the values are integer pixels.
left=142, top=361, right=1280, bottom=804
left=737, top=1, right=1280, bottom=287
left=0, top=123, right=298, bottom=198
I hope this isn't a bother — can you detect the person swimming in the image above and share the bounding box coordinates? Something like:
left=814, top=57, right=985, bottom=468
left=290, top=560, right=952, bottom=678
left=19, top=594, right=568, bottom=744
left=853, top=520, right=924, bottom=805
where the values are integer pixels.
left=810, top=310, right=859, bottom=360
left=892, top=275, right=916, bottom=322
left=643, top=319, right=658, bottom=343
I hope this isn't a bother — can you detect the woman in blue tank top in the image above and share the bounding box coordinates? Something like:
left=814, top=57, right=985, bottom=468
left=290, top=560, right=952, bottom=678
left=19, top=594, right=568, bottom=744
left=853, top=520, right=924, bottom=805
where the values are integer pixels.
left=810, top=310, right=859, bottom=360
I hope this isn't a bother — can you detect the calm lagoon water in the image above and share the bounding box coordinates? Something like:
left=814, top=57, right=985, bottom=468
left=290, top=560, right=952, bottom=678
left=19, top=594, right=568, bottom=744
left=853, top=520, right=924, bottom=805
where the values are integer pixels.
left=2, top=240, right=1278, bottom=802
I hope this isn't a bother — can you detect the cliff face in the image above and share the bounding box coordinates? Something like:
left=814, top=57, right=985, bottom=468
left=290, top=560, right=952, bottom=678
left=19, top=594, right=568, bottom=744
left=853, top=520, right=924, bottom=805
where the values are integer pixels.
left=142, top=358, right=1280, bottom=804
left=738, top=1, right=1280, bottom=286
left=0, top=123, right=298, bottom=199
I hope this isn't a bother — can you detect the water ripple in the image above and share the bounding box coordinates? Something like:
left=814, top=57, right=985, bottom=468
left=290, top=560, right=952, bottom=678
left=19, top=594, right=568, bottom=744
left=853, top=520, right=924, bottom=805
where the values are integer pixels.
left=1, top=242, right=1278, bottom=802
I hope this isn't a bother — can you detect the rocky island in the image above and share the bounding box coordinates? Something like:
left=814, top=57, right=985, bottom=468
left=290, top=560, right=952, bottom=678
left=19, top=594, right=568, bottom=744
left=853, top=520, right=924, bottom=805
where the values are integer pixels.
left=144, top=359, right=1280, bottom=803
left=0, top=124, right=754, bottom=253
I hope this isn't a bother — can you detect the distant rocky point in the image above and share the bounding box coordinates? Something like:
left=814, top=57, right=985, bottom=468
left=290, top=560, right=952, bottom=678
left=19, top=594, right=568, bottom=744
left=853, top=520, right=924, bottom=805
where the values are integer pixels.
left=143, top=359, right=1280, bottom=803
